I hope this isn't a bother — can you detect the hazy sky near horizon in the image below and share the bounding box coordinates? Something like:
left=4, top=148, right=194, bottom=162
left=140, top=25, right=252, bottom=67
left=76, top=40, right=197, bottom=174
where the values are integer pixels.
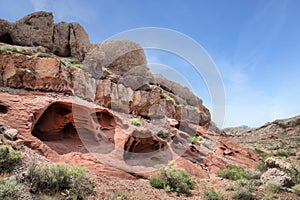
left=0, top=0, right=299, bottom=128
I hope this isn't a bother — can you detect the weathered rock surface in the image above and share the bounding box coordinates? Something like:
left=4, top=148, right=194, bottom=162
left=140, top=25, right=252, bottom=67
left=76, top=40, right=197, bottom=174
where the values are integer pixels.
left=13, top=11, right=54, bottom=50
left=0, top=90, right=260, bottom=179
left=0, top=53, right=72, bottom=93
left=0, top=11, right=91, bottom=61
left=53, top=22, right=70, bottom=56
left=4, top=128, right=18, bottom=140
left=265, top=157, right=296, bottom=173
left=82, top=40, right=147, bottom=79
left=225, top=115, right=300, bottom=151
left=261, top=168, right=294, bottom=187
left=0, top=12, right=262, bottom=182
left=69, top=22, right=91, bottom=61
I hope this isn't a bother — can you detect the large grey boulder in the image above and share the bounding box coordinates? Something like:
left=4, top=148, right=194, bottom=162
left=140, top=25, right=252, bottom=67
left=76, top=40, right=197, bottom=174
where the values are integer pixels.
left=0, top=11, right=91, bottom=61
left=261, top=168, right=294, bottom=187
left=83, top=40, right=147, bottom=79
left=13, top=11, right=54, bottom=50
left=4, top=128, right=18, bottom=140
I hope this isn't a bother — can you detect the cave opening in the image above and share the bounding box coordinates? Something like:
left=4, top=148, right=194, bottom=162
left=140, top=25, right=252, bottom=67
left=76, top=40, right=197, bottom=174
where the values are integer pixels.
left=123, top=130, right=172, bottom=167
left=0, top=33, right=13, bottom=45
left=32, top=102, right=88, bottom=155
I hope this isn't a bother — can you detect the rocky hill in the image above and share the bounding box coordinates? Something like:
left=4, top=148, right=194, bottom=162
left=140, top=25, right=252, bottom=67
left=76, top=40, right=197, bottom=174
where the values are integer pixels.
left=225, top=115, right=300, bottom=152
left=1, top=12, right=299, bottom=199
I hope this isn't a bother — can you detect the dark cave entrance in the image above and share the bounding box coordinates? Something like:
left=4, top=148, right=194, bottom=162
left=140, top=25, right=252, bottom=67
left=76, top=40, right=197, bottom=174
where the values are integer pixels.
left=123, top=130, right=172, bottom=167
left=32, top=102, right=88, bottom=155
left=0, top=33, right=13, bottom=45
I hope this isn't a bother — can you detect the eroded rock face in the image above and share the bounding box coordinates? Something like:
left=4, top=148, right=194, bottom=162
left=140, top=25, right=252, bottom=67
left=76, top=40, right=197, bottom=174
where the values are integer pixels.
left=69, top=22, right=91, bottom=61
left=53, top=22, right=70, bottom=57
left=13, top=11, right=54, bottom=50
left=82, top=40, right=147, bottom=79
left=226, top=115, right=300, bottom=151
left=0, top=11, right=91, bottom=61
left=261, top=168, right=294, bottom=187
left=0, top=91, right=260, bottom=179
left=95, top=79, right=134, bottom=113
left=124, top=129, right=172, bottom=167
left=32, top=102, right=73, bottom=141
left=0, top=53, right=72, bottom=93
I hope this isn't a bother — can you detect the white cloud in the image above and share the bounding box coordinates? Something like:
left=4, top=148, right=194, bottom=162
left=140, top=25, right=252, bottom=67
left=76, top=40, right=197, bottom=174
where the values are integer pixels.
left=30, top=0, right=51, bottom=11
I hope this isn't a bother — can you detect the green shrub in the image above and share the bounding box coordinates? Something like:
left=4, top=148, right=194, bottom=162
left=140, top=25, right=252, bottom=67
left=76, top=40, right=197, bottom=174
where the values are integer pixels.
left=157, top=130, right=170, bottom=141
left=0, top=145, right=22, bottom=173
left=264, top=181, right=280, bottom=199
left=105, top=189, right=131, bottom=200
left=149, top=166, right=194, bottom=195
left=273, top=149, right=296, bottom=157
left=130, top=118, right=142, bottom=126
left=232, top=187, right=255, bottom=200
left=35, top=52, right=52, bottom=58
left=162, top=93, right=176, bottom=105
left=292, top=184, right=300, bottom=195
left=27, top=163, right=94, bottom=199
left=254, top=148, right=296, bottom=159
left=0, top=46, right=30, bottom=55
left=204, top=187, right=225, bottom=200
left=254, top=148, right=270, bottom=159
left=149, top=176, right=164, bottom=189
left=244, top=169, right=261, bottom=180
left=217, top=165, right=247, bottom=180
left=255, top=160, right=267, bottom=172
left=0, top=179, right=21, bottom=200
left=234, top=179, right=254, bottom=191
left=188, top=136, right=200, bottom=144
left=62, top=59, right=82, bottom=68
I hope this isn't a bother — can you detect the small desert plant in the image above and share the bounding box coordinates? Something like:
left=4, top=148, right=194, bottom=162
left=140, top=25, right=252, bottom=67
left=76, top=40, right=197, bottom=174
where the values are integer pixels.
left=0, top=46, right=24, bottom=54
left=264, top=181, right=281, bottom=199
left=204, top=187, right=225, bottom=200
left=292, top=184, right=300, bottom=195
left=35, top=52, right=52, bottom=58
left=149, top=176, right=164, bottom=189
left=27, top=162, right=94, bottom=199
left=105, top=189, right=132, bottom=200
left=188, top=135, right=200, bottom=144
left=255, top=160, right=267, bottom=172
left=273, top=149, right=296, bottom=157
left=62, top=59, right=82, bottom=68
left=235, top=179, right=254, bottom=191
left=130, top=118, right=142, bottom=126
left=149, top=166, right=194, bottom=195
left=0, top=145, right=22, bottom=173
left=254, top=148, right=271, bottom=159
left=217, top=165, right=247, bottom=180
left=0, top=179, right=21, bottom=200
left=244, top=169, right=261, bottom=180
left=232, top=187, right=255, bottom=200
left=162, top=93, right=176, bottom=105
left=157, top=130, right=170, bottom=141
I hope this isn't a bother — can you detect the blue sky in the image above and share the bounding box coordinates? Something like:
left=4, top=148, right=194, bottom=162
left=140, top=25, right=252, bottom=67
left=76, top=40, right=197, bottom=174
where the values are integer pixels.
left=1, top=0, right=299, bottom=127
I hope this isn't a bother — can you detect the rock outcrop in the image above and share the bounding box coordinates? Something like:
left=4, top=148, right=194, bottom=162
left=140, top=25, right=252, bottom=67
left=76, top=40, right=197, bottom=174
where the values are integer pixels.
left=261, top=168, right=294, bottom=187
left=225, top=115, right=300, bottom=151
left=0, top=11, right=91, bottom=61
left=0, top=12, right=261, bottom=181
left=83, top=40, right=147, bottom=79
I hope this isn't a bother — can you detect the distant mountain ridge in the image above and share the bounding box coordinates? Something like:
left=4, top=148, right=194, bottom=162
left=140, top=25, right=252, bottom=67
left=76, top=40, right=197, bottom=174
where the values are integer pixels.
left=224, top=115, right=300, bottom=151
